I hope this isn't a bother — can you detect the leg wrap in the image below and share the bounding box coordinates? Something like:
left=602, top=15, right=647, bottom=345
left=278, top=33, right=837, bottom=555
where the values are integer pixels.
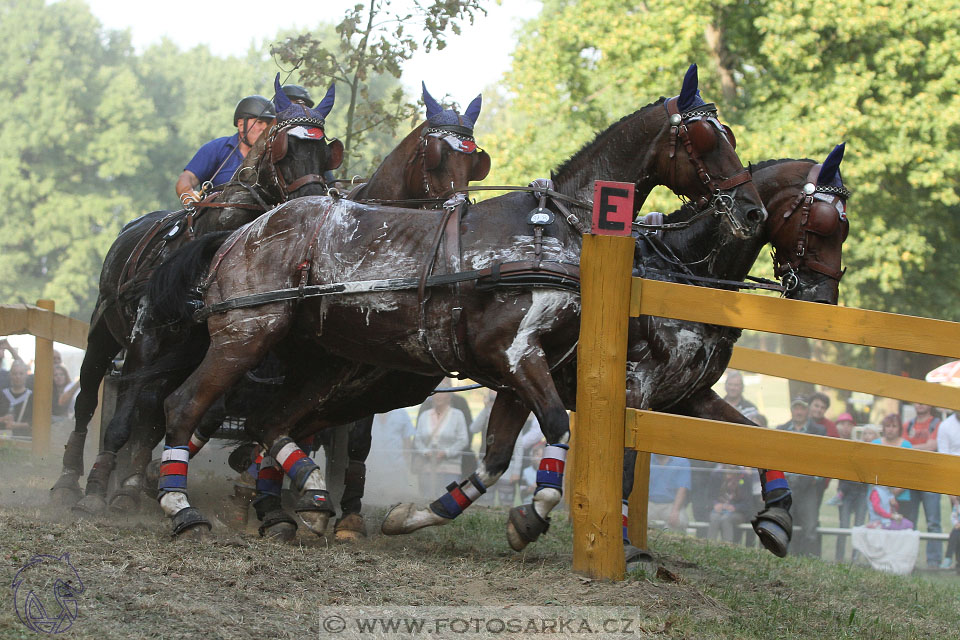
left=622, top=499, right=630, bottom=544
left=187, top=431, right=210, bottom=458
left=254, top=455, right=283, bottom=499
left=429, top=473, right=487, bottom=520
left=534, top=444, right=568, bottom=494
left=61, top=431, right=87, bottom=475
left=340, top=460, right=367, bottom=516
left=269, top=437, right=319, bottom=492
left=85, top=452, right=116, bottom=496
left=158, top=446, right=190, bottom=496
left=760, top=470, right=791, bottom=501
left=295, top=489, right=335, bottom=516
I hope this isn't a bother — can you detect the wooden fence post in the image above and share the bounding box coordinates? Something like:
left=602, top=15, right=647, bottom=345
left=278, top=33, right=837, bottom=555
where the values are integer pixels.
left=572, top=233, right=633, bottom=580
left=32, top=299, right=54, bottom=455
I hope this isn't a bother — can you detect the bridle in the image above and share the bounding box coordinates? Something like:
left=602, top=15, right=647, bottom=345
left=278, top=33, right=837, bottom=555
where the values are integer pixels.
left=768, top=163, right=850, bottom=292
left=247, top=115, right=341, bottom=201
left=659, top=97, right=758, bottom=238
left=407, top=121, right=490, bottom=203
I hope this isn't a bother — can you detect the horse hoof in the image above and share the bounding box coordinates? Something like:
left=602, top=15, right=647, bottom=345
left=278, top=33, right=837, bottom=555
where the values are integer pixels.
left=50, top=485, right=83, bottom=507
left=72, top=494, right=107, bottom=516
left=109, top=493, right=140, bottom=514
left=381, top=503, right=422, bottom=535
left=297, top=511, right=331, bottom=536
left=506, top=504, right=550, bottom=552
left=171, top=507, right=212, bottom=540
left=624, top=544, right=654, bottom=568
left=753, top=519, right=790, bottom=558
left=259, top=510, right=298, bottom=542
left=334, top=513, right=367, bottom=542
left=294, top=490, right=335, bottom=536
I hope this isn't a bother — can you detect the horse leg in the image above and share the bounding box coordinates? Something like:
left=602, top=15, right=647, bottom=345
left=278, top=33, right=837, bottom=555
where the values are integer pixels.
left=666, top=389, right=792, bottom=557
left=334, top=415, right=374, bottom=542
left=382, top=390, right=529, bottom=536
left=160, top=328, right=285, bottom=538
left=109, top=397, right=166, bottom=513
left=51, top=314, right=120, bottom=505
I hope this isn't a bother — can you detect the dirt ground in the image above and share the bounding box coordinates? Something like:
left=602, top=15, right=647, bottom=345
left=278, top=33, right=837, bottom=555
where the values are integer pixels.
left=2, top=454, right=958, bottom=640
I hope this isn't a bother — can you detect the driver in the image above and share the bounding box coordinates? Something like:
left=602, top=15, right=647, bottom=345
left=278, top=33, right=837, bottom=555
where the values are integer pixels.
left=175, top=95, right=277, bottom=206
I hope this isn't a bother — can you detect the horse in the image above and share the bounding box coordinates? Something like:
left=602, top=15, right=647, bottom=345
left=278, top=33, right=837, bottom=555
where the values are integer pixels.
left=51, top=74, right=343, bottom=507
left=305, top=146, right=850, bottom=558
left=75, top=82, right=491, bottom=533
left=147, top=64, right=770, bottom=540
left=551, top=146, right=851, bottom=559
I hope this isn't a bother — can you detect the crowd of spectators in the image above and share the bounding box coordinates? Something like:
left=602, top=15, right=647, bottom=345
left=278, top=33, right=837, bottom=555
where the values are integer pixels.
left=0, top=339, right=80, bottom=439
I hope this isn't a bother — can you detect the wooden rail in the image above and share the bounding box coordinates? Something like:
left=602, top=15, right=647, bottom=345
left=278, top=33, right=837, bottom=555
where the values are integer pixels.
left=575, top=228, right=960, bottom=580
left=0, top=301, right=90, bottom=455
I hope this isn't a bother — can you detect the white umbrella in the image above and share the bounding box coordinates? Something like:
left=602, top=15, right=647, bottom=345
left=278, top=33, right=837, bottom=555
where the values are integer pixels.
left=925, top=360, right=960, bottom=387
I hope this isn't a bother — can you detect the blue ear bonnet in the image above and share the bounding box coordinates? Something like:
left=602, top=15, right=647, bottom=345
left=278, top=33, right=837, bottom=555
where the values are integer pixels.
left=817, top=143, right=846, bottom=191
left=272, top=73, right=334, bottom=122
left=677, top=64, right=707, bottom=112
left=422, top=81, right=481, bottom=131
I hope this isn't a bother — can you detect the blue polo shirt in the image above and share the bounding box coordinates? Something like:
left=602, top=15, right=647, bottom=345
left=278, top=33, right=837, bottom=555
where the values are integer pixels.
left=649, top=456, right=692, bottom=504
left=184, top=134, right=243, bottom=187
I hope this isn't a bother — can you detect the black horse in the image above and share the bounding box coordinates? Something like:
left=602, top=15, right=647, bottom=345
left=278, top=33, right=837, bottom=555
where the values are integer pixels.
left=53, top=75, right=342, bottom=509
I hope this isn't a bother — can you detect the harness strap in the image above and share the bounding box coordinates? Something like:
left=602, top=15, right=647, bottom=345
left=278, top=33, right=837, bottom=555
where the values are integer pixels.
left=193, top=260, right=580, bottom=322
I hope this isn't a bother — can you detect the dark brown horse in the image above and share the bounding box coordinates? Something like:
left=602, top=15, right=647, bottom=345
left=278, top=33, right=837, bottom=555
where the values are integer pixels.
left=71, top=84, right=491, bottom=530
left=149, top=65, right=769, bottom=540
left=281, top=148, right=850, bottom=557
left=52, top=76, right=343, bottom=507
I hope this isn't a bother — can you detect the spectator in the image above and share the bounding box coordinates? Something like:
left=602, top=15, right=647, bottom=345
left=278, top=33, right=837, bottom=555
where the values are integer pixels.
left=777, top=395, right=827, bottom=557
left=413, top=388, right=468, bottom=497
left=0, top=361, right=33, bottom=436
left=936, top=410, right=960, bottom=457
left=866, top=484, right=914, bottom=530
left=369, top=408, right=415, bottom=470
left=706, top=464, right=754, bottom=543
left=941, top=498, right=960, bottom=571
left=648, top=454, right=691, bottom=534
left=829, top=413, right=868, bottom=562
left=52, top=364, right=79, bottom=418
left=417, top=380, right=475, bottom=476
left=861, top=423, right=880, bottom=443
left=902, top=403, right=943, bottom=568
left=722, top=370, right=761, bottom=424
left=809, top=392, right=838, bottom=438
left=0, top=338, right=24, bottom=389
left=872, top=413, right=915, bottom=527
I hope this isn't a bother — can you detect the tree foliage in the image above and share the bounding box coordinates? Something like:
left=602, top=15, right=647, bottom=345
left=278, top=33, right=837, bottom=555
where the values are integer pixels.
left=270, top=0, right=486, bottom=176
left=483, top=0, right=960, bottom=320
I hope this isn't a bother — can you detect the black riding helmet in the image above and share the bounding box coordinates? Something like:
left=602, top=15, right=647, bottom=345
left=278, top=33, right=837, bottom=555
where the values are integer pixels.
left=282, top=84, right=314, bottom=108
left=233, top=95, right=276, bottom=125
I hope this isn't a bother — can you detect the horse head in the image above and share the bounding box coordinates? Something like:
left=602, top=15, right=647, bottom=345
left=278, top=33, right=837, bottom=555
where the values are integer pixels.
left=407, top=82, right=490, bottom=199
left=760, top=144, right=849, bottom=304
left=243, top=74, right=344, bottom=201
left=640, top=64, right=767, bottom=240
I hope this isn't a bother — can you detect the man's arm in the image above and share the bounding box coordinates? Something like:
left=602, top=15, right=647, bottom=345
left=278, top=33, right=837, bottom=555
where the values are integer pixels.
left=175, top=170, right=201, bottom=202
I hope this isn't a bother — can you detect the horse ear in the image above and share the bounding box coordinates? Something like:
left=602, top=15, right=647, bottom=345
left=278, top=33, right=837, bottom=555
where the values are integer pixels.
left=314, top=83, right=335, bottom=119
left=464, top=93, right=482, bottom=127
left=327, top=138, right=344, bottom=170
left=273, top=73, right=293, bottom=113
left=422, top=82, right=443, bottom=120
left=818, top=142, right=846, bottom=187
left=677, top=63, right=700, bottom=112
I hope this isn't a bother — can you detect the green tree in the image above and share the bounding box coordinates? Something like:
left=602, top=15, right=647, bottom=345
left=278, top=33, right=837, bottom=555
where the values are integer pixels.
left=271, top=0, right=486, bottom=177
left=485, top=0, right=960, bottom=321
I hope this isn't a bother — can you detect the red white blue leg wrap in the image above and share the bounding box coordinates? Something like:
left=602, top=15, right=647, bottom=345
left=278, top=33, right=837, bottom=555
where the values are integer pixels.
left=761, top=470, right=790, bottom=498
left=187, top=432, right=209, bottom=458
left=622, top=499, right=630, bottom=543
left=535, top=444, right=568, bottom=494
left=269, top=437, right=319, bottom=492
left=429, top=473, right=487, bottom=519
left=255, top=454, right=283, bottom=498
left=158, top=446, right=190, bottom=496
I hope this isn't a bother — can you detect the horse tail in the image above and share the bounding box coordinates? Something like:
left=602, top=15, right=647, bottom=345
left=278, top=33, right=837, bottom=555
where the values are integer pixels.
left=147, top=231, right=233, bottom=325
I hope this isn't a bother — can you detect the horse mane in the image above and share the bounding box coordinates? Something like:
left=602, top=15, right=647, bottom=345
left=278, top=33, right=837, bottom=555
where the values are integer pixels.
left=147, top=231, right=233, bottom=325
left=749, top=157, right=814, bottom=173
left=551, top=97, right=668, bottom=179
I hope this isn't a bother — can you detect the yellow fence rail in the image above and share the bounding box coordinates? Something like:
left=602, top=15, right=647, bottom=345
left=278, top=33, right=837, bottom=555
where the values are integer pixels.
left=574, top=234, right=960, bottom=580
left=0, top=301, right=90, bottom=455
